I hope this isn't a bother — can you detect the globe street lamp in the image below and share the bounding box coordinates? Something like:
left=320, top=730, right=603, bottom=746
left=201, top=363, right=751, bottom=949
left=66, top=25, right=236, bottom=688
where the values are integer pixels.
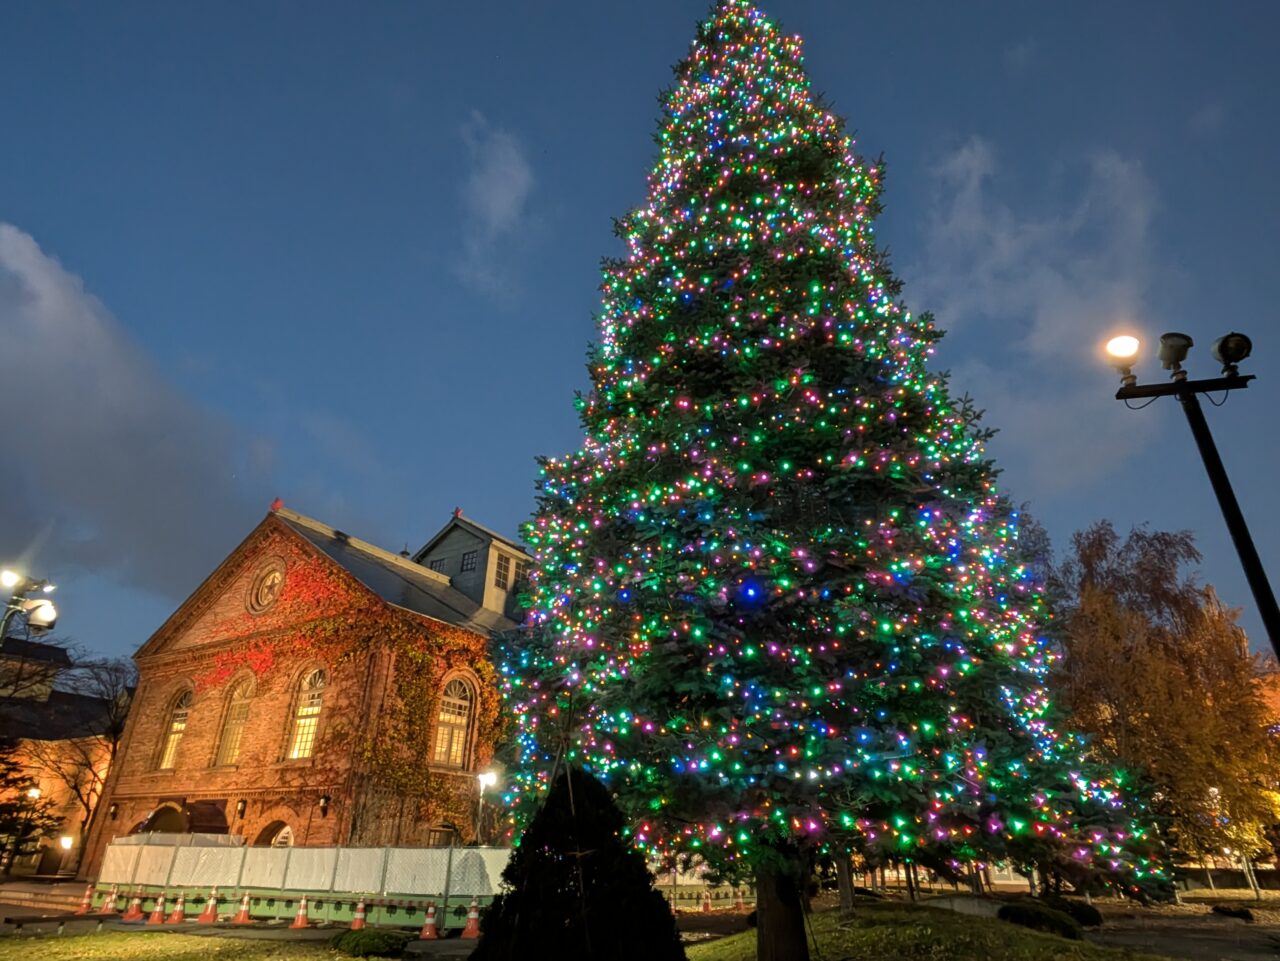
left=0, top=569, right=57, bottom=641
left=1105, top=331, right=1280, bottom=658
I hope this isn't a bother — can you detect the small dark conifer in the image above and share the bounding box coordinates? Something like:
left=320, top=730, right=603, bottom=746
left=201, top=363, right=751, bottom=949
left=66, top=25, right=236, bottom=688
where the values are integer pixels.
left=472, top=767, right=685, bottom=961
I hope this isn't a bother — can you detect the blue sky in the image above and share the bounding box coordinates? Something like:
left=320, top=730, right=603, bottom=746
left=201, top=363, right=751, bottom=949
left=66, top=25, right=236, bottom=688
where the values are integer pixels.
left=1, top=1, right=1277, bottom=659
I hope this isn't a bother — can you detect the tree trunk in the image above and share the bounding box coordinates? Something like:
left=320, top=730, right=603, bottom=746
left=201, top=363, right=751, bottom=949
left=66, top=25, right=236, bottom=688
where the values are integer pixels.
left=756, top=863, right=809, bottom=961
left=836, top=856, right=854, bottom=913
left=1244, top=857, right=1262, bottom=900
left=1204, top=862, right=1215, bottom=891
left=904, top=862, right=917, bottom=901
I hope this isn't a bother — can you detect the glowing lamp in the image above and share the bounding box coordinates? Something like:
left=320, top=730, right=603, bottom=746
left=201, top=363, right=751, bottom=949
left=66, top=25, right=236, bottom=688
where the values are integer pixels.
left=1105, top=335, right=1139, bottom=364
left=1105, top=336, right=1140, bottom=386
left=478, top=771, right=499, bottom=790
left=0, top=569, right=19, bottom=589
left=59, top=836, right=73, bottom=850
left=22, top=599, right=57, bottom=634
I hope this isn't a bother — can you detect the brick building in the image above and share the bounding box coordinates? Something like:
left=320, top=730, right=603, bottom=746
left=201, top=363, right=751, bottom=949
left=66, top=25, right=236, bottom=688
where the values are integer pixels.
left=81, top=504, right=526, bottom=878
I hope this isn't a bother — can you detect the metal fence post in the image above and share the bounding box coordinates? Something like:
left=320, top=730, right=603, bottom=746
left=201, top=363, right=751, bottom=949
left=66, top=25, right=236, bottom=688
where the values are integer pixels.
left=441, top=845, right=454, bottom=929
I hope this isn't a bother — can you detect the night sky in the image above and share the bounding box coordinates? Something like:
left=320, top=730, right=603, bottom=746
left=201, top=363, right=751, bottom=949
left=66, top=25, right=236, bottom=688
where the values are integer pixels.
left=1, top=1, right=1277, bottom=659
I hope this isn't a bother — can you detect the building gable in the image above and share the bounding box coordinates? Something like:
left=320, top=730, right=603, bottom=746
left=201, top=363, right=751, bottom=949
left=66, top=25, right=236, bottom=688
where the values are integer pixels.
left=134, top=515, right=377, bottom=664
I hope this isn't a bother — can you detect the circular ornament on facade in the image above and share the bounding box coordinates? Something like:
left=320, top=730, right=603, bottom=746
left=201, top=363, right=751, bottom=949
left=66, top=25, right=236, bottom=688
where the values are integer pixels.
left=247, top=558, right=286, bottom=614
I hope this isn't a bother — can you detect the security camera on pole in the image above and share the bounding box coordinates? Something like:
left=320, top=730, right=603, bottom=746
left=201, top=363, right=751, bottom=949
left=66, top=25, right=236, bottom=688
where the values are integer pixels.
left=1104, top=330, right=1280, bottom=659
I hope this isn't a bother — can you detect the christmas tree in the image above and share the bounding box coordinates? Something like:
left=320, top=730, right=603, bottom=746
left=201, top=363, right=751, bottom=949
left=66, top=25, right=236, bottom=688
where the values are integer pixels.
left=472, top=767, right=685, bottom=961
left=501, top=2, right=1168, bottom=957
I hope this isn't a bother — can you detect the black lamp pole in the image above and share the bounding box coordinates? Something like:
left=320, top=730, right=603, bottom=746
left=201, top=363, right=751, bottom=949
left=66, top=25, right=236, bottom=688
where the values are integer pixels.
left=1116, top=371, right=1280, bottom=658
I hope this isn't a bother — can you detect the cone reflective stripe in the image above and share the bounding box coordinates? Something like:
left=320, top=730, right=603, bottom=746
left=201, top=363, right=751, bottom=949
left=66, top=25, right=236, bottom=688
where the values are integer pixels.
left=74, top=883, right=94, bottom=915
left=146, top=893, right=167, bottom=925
left=418, top=902, right=439, bottom=940
left=121, top=891, right=145, bottom=921
left=701, top=890, right=712, bottom=913
left=166, top=891, right=186, bottom=924
left=460, top=896, right=480, bottom=939
left=350, top=897, right=367, bottom=931
left=734, top=888, right=745, bottom=911
left=197, top=887, right=219, bottom=924
left=232, top=893, right=253, bottom=924
left=101, top=886, right=119, bottom=915
left=289, top=895, right=311, bottom=929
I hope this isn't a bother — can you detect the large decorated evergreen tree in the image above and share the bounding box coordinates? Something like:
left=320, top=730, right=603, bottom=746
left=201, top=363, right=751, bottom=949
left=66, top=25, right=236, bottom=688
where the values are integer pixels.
left=500, top=3, right=1169, bottom=957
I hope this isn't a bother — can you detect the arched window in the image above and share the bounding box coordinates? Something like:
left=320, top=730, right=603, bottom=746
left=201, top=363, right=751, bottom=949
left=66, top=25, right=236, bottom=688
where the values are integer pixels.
left=158, top=690, right=192, bottom=770
left=215, top=678, right=254, bottom=766
left=287, top=668, right=326, bottom=760
left=432, top=678, right=473, bottom=768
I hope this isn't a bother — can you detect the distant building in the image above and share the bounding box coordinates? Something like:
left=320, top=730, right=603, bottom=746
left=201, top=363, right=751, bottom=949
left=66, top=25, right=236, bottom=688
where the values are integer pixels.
left=0, top=638, right=123, bottom=875
left=81, top=504, right=525, bottom=878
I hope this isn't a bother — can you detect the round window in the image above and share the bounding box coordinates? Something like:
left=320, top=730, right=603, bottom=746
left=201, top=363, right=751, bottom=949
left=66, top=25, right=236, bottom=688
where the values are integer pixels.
left=247, top=558, right=286, bottom=614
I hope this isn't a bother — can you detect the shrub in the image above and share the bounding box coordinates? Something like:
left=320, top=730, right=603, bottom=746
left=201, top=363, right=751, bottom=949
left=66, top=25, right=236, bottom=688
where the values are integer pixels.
left=997, top=902, right=1083, bottom=940
left=1041, top=896, right=1103, bottom=928
left=1212, top=903, right=1254, bottom=922
left=331, top=929, right=415, bottom=957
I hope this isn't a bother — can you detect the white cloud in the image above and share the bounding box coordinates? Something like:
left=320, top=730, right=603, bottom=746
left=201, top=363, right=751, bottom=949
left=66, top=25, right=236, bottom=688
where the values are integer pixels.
left=905, top=137, right=1160, bottom=498
left=454, top=110, right=536, bottom=298
left=0, top=224, right=261, bottom=597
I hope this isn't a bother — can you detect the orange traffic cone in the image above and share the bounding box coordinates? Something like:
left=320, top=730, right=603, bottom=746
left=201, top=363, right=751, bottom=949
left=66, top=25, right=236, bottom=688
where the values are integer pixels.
left=166, top=891, right=186, bottom=924
left=74, top=883, right=94, bottom=915
left=460, top=897, right=481, bottom=939
left=734, top=888, right=746, bottom=911
left=146, top=893, right=167, bottom=925
left=701, top=890, right=712, bottom=913
left=232, top=893, right=253, bottom=924
left=101, top=885, right=119, bottom=915
left=418, top=902, right=439, bottom=940
left=197, top=887, right=219, bottom=924
left=121, top=891, right=145, bottom=921
left=350, top=897, right=367, bottom=931
left=289, top=895, right=311, bottom=929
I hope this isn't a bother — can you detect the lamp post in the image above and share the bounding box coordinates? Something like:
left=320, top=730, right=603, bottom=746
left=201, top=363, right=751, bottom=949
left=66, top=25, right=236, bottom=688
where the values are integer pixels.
left=1105, top=331, right=1280, bottom=659
left=476, top=771, right=498, bottom=845
left=0, top=568, right=58, bottom=641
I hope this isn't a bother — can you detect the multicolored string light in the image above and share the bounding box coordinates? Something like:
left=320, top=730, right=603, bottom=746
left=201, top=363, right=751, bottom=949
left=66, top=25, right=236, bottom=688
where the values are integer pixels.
left=499, top=0, right=1167, bottom=893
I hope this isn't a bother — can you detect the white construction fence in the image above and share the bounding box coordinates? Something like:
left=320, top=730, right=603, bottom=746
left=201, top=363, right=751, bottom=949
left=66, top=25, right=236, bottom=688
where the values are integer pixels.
left=100, top=834, right=509, bottom=897
left=91, top=834, right=754, bottom=925
left=93, top=833, right=512, bottom=927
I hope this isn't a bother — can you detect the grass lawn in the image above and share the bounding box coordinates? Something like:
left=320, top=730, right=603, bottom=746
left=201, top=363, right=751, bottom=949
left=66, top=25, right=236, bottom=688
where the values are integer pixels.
left=685, top=901, right=1176, bottom=961
left=0, top=932, right=337, bottom=961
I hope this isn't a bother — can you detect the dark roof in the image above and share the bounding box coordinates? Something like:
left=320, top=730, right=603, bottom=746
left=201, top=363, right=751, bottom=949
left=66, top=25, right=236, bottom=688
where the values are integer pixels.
left=411, top=513, right=528, bottom=563
left=274, top=509, right=518, bottom=636
left=0, top=689, right=116, bottom=741
left=0, top=637, right=73, bottom=668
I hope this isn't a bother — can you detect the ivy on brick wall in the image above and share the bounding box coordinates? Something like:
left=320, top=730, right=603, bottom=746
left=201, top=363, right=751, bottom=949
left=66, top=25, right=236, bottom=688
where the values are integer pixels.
left=190, top=540, right=503, bottom=836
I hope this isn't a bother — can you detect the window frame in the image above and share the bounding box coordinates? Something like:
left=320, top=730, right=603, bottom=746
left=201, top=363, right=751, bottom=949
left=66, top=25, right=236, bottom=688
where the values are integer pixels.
left=431, top=676, right=475, bottom=770
left=214, top=676, right=254, bottom=767
left=286, top=666, right=328, bottom=761
left=156, top=688, right=194, bottom=771
left=494, top=553, right=511, bottom=590
left=428, top=558, right=446, bottom=573
left=460, top=550, right=478, bottom=573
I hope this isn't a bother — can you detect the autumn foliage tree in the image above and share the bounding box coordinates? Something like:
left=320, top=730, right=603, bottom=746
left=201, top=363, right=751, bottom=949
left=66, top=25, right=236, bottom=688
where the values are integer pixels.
left=1052, top=522, right=1280, bottom=873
